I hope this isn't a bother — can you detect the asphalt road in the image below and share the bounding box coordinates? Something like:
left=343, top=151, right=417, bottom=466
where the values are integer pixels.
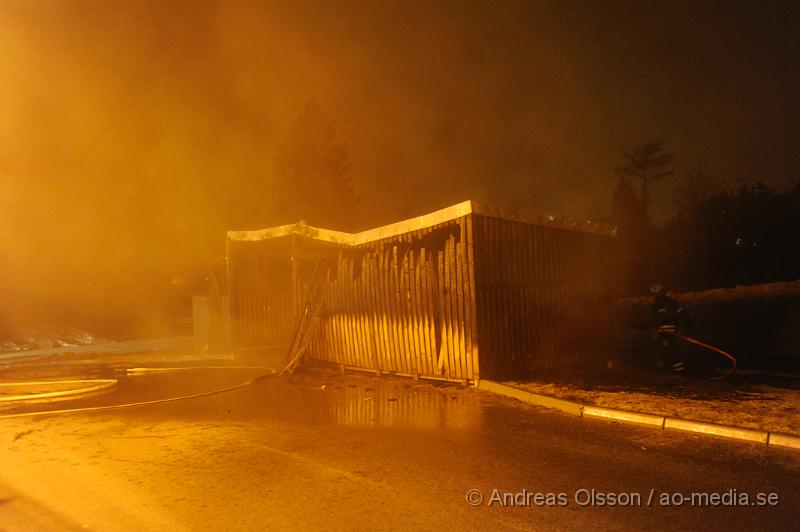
left=0, top=365, right=798, bottom=531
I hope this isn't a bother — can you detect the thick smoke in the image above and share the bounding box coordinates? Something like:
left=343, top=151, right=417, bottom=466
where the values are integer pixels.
left=1, top=0, right=798, bottom=337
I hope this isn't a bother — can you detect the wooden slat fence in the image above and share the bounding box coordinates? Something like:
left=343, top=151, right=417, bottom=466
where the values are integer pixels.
left=472, top=215, right=614, bottom=377
left=226, top=201, right=616, bottom=381
left=305, top=219, right=477, bottom=381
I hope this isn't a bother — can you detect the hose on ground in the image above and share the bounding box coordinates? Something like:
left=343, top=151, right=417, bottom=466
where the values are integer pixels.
left=667, top=332, right=737, bottom=380
left=0, top=368, right=276, bottom=420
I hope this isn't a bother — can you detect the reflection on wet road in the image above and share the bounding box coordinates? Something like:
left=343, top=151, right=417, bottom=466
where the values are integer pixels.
left=0, top=365, right=797, bottom=531
left=322, top=380, right=482, bottom=429
left=1, top=367, right=484, bottom=432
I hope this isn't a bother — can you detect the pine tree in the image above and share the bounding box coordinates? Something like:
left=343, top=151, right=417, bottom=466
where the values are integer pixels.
left=610, top=175, right=648, bottom=293
left=616, top=141, right=674, bottom=227
left=270, top=101, right=363, bottom=231
left=611, top=141, right=675, bottom=293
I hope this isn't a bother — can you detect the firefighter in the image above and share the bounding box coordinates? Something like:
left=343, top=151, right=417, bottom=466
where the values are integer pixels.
left=650, top=283, right=691, bottom=373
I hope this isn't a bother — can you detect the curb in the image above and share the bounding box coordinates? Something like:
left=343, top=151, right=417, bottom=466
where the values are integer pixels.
left=478, top=380, right=798, bottom=451
left=477, top=380, right=583, bottom=416
left=768, top=432, right=800, bottom=450
left=582, top=405, right=665, bottom=427
left=664, top=417, right=768, bottom=444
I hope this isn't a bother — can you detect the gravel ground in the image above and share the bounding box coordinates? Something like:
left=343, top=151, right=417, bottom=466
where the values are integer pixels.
left=505, top=367, right=800, bottom=435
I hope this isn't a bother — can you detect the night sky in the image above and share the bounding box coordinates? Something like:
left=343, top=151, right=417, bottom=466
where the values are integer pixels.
left=1, top=0, right=798, bottom=333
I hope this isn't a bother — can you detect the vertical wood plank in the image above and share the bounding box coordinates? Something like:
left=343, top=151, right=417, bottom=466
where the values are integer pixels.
left=435, top=248, right=447, bottom=376
left=484, top=219, right=495, bottom=376
left=366, top=252, right=380, bottom=371
left=399, top=239, right=410, bottom=374
left=443, top=237, right=456, bottom=379
left=366, top=251, right=382, bottom=371
left=452, top=235, right=465, bottom=380
left=380, top=247, right=395, bottom=372
left=388, top=247, right=403, bottom=373
left=354, top=253, right=367, bottom=368
left=356, top=256, right=370, bottom=369
left=339, top=253, right=355, bottom=368
left=423, top=248, right=439, bottom=376
left=510, top=219, right=520, bottom=368
left=349, top=256, right=364, bottom=368
left=408, top=250, right=422, bottom=375
left=457, top=219, right=470, bottom=380
left=414, top=249, right=431, bottom=376
left=395, top=246, right=411, bottom=374
left=465, top=215, right=479, bottom=381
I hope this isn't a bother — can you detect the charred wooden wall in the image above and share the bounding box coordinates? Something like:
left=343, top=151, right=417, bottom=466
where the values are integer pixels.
left=227, top=236, right=295, bottom=348
left=472, top=215, right=615, bottom=378
left=307, top=217, right=478, bottom=382
left=228, top=234, right=347, bottom=349
left=227, top=217, right=479, bottom=381
left=227, top=203, right=615, bottom=382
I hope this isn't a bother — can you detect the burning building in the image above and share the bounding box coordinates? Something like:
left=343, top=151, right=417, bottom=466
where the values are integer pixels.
left=226, top=200, right=616, bottom=381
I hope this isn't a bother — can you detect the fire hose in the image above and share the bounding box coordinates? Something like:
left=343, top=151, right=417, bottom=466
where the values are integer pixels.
left=666, top=331, right=737, bottom=380
left=0, top=367, right=276, bottom=420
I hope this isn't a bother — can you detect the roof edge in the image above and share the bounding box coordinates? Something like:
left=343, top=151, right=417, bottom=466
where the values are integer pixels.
left=226, top=200, right=617, bottom=244
left=470, top=202, right=618, bottom=237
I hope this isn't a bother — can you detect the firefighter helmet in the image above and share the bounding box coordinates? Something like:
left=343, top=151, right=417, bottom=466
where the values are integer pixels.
left=650, top=283, right=667, bottom=295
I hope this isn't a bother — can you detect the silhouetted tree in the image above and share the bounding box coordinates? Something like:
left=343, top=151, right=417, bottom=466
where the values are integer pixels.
left=656, top=180, right=800, bottom=290
left=270, top=101, right=363, bottom=231
left=616, top=141, right=674, bottom=228
left=611, top=141, right=675, bottom=293
left=611, top=175, right=646, bottom=227
left=674, top=167, right=716, bottom=220
left=609, top=175, right=648, bottom=294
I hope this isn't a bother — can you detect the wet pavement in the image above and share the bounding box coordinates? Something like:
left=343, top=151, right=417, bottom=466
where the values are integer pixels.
left=0, top=365, right=798, bottom=530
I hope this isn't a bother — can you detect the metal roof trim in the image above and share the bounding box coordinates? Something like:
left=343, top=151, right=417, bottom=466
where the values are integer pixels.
left=226, top=200, right=617, bottom=244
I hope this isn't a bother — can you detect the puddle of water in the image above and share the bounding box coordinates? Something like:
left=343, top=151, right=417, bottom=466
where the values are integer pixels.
left=0, top=367, right=486, bottom=432
left=322, top=382, right=483, bottom=429
left=236, top=378, right=486, bottom=431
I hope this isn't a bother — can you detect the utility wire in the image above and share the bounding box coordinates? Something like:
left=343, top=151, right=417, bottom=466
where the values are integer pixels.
left=670, top=134, right=800, bottom=169
left=673, top=169, right=800, bottom=191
